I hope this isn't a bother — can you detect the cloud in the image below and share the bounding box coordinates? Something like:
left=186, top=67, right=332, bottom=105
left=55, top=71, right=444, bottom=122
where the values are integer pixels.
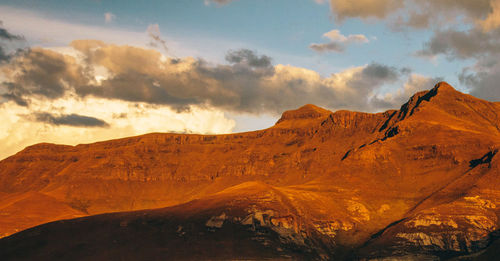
left=0, top=21, right=25, bottom=63
left=0, top=47, right=88, bottom=105
left=371, top=74, right=442, bottom=109
left=0, top=21, right=23, bottom=41
left=310, top=29, right=369, bottom=53
left=225, top=49, right=272, bottom=67
left=459, top=55, right=500, bottom=101
left=2, top=41, right=409, bottom=114
left=324, top=0, right=500, bottom=32
left=328, top=0, right=403, bottom=21
left=104, top=12, right=116, bottom=23
left=0, top=96, right=235, bottom=160
left=417, top=28, right=500, bottom=59
left=146, top=24, right=168, bottom=53
left=32, top=112, right=109, bottom=127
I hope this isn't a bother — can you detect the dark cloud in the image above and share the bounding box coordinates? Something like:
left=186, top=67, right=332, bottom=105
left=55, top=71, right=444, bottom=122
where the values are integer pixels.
left=417, top=28, right=500, bottom=59
left=33, top=112, right=109, bottom=127
left=1, top=40, right=413, bottom=114
left=225, top=49, right=272, bottom=68
left=0, top=21, right=25, bottom=63
left=1, top=48, right=90, bottom=106
left=360, top=63, right=399, bottom=81
left=0, top=22, right=23, bottom=41
left=346, top=63, right=400, bottom=94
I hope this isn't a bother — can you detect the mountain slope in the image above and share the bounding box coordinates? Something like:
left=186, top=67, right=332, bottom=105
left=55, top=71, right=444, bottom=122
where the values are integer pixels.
left=0, top=82, right=499, bottom=260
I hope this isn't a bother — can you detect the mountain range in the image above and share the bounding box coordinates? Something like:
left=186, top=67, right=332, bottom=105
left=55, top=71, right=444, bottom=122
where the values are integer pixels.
left=0, top=82, right=499, bottom=260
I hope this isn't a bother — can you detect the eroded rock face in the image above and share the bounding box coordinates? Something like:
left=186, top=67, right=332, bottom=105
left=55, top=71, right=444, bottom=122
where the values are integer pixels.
left=0, top=82, right=500, bottom=260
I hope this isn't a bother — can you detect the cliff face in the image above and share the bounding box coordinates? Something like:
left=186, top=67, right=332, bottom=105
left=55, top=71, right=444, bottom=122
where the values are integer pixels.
left=0, top=82, right=499, bottom=260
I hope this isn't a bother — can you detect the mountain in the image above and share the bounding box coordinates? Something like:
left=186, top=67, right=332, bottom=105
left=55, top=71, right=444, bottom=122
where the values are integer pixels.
left=0, top=82, right=499, bottom=260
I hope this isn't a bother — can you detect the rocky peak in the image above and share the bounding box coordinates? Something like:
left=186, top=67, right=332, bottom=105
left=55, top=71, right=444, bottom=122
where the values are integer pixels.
left=276, top=104, right=331, bottom=124
left=432, top=81, right=457, bottom=92
left=394, top=81, right=470, bottom=122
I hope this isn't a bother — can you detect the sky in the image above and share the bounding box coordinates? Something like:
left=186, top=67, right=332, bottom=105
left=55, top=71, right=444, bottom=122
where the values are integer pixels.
left=1, top=0, right=500, bottom=159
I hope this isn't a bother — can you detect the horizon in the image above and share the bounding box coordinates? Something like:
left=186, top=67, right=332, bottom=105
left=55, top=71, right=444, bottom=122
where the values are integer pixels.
left=1, top=81, right=482, bottom=161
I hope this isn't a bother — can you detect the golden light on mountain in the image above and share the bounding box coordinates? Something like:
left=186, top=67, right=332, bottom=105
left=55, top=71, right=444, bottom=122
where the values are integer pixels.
left=0, top=82, right=499, bottom=260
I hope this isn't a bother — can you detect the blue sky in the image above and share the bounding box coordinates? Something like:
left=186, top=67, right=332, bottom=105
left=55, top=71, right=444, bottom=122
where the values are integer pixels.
left=0, top=0, right=499, bottom=158
left=0, top=0, right=469, bottom=84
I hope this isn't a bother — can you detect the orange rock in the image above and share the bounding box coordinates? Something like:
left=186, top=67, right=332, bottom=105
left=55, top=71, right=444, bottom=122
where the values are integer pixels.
left=0, top=82, right=499, bottom=260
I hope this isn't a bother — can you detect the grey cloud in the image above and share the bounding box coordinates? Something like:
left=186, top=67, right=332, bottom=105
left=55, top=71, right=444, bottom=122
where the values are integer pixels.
left=33, top=112, right=109, bottom=127
left=309, top=42, right=345, bottom=53
left=1, top=48, right=90, bottom=106
left=459, top=58, right=500, bottom=102
left=341, top=63, right=401, bottom=108
left=1, top=41, right=415, bottom=114
left=225, top=49, right=272, bottom=68
left=0, top=46, right=9, bottom=62
left=371, top=74, right=442, bottom=109
left=346, top=63, right=400, bottom=94
left=0, top=24, right=23, bottom=41
left=0, top=21, right=25, bottom=63
left=418, top=28, right=500, bottom=59
left=360, top=63, right=399, bottom=81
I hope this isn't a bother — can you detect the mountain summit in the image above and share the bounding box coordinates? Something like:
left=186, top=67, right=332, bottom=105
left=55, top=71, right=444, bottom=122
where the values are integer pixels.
left=0, top=82, right=499, bottom=260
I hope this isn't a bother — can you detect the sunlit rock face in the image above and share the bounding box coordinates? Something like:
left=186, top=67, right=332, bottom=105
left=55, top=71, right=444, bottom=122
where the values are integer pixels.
left=0, top=82, right=500, bottom=260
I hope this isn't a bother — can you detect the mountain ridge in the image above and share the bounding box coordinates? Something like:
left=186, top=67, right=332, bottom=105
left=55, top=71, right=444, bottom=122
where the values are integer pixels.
left=0, top=82, right=499, bottom=260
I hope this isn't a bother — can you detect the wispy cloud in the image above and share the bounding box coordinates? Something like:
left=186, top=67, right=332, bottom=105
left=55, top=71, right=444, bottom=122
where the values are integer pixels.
left=146, top=24, right=168, bottom=53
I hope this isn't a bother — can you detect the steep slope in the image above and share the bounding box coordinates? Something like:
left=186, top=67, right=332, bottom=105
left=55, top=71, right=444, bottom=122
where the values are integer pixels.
left=0, top=82, right=500, bottom=260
